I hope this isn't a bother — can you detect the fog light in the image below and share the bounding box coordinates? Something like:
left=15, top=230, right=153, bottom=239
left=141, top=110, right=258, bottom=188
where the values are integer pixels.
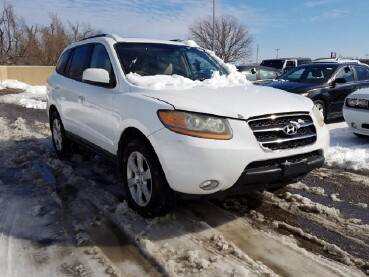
left=351, top=122, right=357, bottom=128
left=199, top=180, right=219, bottom=191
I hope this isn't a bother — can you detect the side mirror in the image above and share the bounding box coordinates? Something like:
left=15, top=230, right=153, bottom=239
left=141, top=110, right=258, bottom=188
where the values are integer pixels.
left=251, top=68, right=257, bottom=74
left=330, top=77, right=346, bottom=87
left=82, top=68, right=111, bottom=87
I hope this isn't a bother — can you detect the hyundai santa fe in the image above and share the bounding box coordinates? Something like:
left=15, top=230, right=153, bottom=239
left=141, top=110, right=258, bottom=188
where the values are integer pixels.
left=47, top=34, right=329, bottom=216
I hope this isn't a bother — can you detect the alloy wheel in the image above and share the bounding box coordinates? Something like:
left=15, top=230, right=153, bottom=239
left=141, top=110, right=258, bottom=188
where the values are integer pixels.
left=53, top=119, right=63, bottom=151
left=126, top=151, right=152, bottom=207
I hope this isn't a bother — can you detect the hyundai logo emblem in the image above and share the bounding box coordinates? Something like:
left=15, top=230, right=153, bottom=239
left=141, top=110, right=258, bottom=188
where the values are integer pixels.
left=283, top=122, right=299, bottom=135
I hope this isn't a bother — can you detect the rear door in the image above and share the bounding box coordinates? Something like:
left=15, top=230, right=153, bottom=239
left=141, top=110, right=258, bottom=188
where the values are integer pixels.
left=60, top=44, right=94, bottom=136
left=353, top=65, right=369, bottom=89
left=328, top=65, right=357, bottom=114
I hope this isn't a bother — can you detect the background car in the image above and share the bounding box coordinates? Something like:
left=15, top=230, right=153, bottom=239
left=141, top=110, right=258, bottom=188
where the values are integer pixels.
left=260, top=58, right=311, bottom=72
left=264, top=61, right=369, bottom=120
left=343, top=88, right=369, bottom=137
left=236, top=65, right=282, bottom=85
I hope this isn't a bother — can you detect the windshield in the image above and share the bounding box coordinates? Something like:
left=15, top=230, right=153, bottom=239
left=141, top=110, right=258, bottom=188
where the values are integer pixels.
left=277, top=64, right=338, bottom=84
left=260, top=60, right=284, bottom=69
left=115, top=43, right=227, bottom=81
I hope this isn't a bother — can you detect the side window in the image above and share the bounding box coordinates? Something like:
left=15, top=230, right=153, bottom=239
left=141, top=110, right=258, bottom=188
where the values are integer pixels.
left=259, top=69, right=275, bottom=80
left=90, top=44, right=114, bottom=78
left=186, top=52, right=220, bottom=77
left=285, top=60, right=295, bottom=67
left=275, top=71, right=282, bottom=78
left=243, top=70, right=257, bottom=81
left=56, top=49, right=72, bottom=76
left=335, top=66, right=354, bottom=83
left=354, top=65, right=369, bottom=81
left=67, top=44, right=93, bottom=81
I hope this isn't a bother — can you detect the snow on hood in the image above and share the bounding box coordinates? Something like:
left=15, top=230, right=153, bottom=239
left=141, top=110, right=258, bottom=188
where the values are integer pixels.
left=138, top=85, right=313, bottom=119
left=126, top=70, right=250, bottom=91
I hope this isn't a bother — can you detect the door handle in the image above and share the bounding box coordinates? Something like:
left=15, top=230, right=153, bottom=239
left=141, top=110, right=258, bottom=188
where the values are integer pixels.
left=54, top=86, right=60, bottom=93
left=77, top=96, right=85, bottom=103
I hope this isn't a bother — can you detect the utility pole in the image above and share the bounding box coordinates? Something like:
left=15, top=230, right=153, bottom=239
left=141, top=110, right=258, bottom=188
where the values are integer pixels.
left=366, top=54, right=369, bottom=60
left=275, top=48, right=280, bottom=58
left=256, top=44, right=259, bottom=64
left=212, top=0, right=215, bottom=51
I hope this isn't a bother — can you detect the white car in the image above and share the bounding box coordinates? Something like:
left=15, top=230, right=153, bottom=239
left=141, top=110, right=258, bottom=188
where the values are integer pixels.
left=343, top=88, right=369, bottom=137
left=47, top=34, right=329, bottom=216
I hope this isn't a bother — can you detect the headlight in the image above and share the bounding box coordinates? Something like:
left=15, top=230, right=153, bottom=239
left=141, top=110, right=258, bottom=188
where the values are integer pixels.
left=301, top=92, right=309, bottom=97
left=158, top=110, right=233, bottom=139
left=346, top=98, right=369, bottom=109
left=312, top=105, right=325, bottom=127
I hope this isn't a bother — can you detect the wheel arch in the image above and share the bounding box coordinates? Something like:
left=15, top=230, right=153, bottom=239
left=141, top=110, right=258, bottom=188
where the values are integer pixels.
left=312, top=96, right=329, bottom=116
left=117, top=126, right=170, bottom=188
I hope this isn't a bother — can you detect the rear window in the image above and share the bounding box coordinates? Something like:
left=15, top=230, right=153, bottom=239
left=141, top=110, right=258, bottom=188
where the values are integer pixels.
left=260, top=60, right=284, bottom=69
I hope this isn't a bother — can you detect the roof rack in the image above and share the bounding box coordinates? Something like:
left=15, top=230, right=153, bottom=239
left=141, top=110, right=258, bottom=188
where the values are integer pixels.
left=170, top=39, right=184, bottom=42
left=80, top=33, right=120, bottom=42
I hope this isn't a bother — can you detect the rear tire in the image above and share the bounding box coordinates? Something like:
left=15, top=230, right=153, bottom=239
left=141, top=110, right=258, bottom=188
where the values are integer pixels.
left=121, top=139, right=173, bottom=217
left=50, top=112, right=73, bottom=160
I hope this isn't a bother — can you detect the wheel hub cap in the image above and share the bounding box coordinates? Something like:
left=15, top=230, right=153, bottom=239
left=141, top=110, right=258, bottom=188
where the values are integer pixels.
left=126, top=151, right=152, bottom=207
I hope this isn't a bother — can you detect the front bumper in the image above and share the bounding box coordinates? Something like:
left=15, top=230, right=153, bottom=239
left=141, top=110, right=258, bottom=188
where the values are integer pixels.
left=343, top=106, right=369, bottom=137
left=148, top=117, right=329, bottom=195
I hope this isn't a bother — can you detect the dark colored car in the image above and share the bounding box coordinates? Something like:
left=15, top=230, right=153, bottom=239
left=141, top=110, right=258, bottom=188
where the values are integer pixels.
left=260, top=58, right=311, bottom=72
left=264, top=62, right=369, bottom=120
left=236, top=65, right=282, bottom=85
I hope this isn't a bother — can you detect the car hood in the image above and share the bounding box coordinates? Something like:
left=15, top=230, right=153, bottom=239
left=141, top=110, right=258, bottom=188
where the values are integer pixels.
left=347, top=87, right=369, bottom=100
left=136, top=85, right=313, bottom=119
left=265, top=80, right=322, bottom=93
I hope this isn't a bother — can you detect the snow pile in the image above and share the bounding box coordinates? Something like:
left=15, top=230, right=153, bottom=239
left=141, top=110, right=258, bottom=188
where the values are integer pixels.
left=126, top=70, right=250, bottom=90
left=288, top=182, right=326, bottom=196
left=327, top=122, right=369, bottom=172
left=126, top=44, right=250, bottom=90
left=0, top=79, right=47, bottom=109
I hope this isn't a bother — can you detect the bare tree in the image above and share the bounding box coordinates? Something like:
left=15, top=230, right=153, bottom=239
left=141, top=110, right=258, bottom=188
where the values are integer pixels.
left=189, top=15, right=252, bottom=63
left=0, top=4, right=35, bottom=64
left=0, top=5, right=101, bottom=65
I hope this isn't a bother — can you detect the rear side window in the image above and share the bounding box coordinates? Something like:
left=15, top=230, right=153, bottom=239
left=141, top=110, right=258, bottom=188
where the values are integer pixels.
left=354, top=65, right=369, bottom=81
left=56, top=49, right=72, bottom=75
left=67, top=44, right=93, bottom=81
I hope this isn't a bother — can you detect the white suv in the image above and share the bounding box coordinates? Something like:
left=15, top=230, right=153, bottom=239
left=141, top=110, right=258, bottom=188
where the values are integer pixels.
left=47, top=34, right=329, bottom=216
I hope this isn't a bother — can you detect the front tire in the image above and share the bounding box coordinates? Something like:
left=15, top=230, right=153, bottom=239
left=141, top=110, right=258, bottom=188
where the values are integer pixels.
left=354, top=132, right=369, bottom=138
left=121, top=139, right=173, bottom=217
left=50, top=112, right=72, bottom=160
left=313, top=100, right=326, bottom=120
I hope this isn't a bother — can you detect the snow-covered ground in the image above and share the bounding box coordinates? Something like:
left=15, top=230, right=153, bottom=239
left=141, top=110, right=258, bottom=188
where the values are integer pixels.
left=0, top=79, right=46, bottom=109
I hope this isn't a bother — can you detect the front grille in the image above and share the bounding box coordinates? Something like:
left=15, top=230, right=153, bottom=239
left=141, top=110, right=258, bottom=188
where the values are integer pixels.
left=248, top=112, right=317, bottom=151
left=246, top=150, right=322, bottom=170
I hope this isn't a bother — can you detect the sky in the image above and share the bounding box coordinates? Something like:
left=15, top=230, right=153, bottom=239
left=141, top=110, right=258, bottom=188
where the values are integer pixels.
left=3, top=0, right=369, bottom=63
